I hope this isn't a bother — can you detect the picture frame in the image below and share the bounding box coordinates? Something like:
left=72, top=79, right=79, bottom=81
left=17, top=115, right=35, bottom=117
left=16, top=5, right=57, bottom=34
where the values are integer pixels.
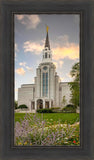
left=0, top=0, right=94, bottom=159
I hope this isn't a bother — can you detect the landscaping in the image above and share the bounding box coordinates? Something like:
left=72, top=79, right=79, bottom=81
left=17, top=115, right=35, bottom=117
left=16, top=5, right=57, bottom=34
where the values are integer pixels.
left=15, top=113, right=80, bottom=146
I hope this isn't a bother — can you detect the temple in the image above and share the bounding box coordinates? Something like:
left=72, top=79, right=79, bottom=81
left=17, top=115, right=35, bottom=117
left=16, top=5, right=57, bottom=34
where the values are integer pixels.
left=18, top=27, right=71, bottom=112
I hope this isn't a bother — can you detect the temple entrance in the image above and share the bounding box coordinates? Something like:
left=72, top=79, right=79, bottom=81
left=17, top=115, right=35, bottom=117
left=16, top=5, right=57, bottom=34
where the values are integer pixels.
left=37, top=99, right=43, bottom=109
left=45, top=101, right=49, bottom=109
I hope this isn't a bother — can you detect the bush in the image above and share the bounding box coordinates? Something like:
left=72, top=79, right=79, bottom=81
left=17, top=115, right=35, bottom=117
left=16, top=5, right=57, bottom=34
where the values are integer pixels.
left=18, top=104, right=28, bottom=109
left=37, top=108, right=53, bottom=113
left=65, top=104, right=77, bottom=109
left=52, top=107, right=60, bottom=110
left=62, top=104, right=76, bottom=113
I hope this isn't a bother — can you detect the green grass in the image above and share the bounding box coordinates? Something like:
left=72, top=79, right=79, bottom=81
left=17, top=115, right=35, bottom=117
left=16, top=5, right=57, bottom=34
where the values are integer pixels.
left=15, top=113, right=79, bottom=125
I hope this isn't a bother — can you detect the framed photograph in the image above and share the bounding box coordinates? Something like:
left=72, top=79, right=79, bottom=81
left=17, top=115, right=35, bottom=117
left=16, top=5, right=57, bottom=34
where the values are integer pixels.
left=0, top=0, right=94, bottom=159
left=14, top=13, right=80, bottom=147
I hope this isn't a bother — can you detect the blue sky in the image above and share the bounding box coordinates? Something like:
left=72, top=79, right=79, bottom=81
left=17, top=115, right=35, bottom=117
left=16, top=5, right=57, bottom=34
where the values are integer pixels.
left=15, top=14, right=80, bottom=100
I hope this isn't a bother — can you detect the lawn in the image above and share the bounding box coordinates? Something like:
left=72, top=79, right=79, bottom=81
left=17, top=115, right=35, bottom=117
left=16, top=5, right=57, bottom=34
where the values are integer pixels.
left=14, top=113, right=80, bottom=146
left=15, top=112, right=79, bottom=125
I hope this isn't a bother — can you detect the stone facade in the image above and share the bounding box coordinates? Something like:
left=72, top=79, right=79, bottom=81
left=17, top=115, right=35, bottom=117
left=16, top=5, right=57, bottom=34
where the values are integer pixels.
left=18, top=30, right=72, bottom=112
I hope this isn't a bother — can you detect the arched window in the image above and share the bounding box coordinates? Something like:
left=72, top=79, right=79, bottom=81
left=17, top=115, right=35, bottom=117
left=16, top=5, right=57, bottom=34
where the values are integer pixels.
left=42, top=72, right=48, bottom=97
left=45, top=52, right=47, bottom=58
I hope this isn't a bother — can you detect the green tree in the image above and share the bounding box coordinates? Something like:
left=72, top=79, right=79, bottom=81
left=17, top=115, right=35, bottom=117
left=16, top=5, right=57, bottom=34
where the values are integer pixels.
left=69, top=62, right=80, bottom=107
left=70, top=62, right=80, bottom=82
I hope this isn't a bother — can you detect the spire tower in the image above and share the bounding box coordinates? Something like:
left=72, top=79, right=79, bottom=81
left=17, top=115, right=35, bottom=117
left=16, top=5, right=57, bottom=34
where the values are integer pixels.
left=42, top=26, right=52, bottom=63
left=45, top=31, right=50, bottom=50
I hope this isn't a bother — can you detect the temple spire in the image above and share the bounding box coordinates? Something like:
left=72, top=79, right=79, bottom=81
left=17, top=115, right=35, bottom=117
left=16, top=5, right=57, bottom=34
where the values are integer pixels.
left=45, top=26, right=50, bottom=50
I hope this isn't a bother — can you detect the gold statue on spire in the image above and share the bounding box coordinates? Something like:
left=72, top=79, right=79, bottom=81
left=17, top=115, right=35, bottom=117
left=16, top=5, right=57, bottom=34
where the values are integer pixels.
left=46, top=25, right=49, bottom=32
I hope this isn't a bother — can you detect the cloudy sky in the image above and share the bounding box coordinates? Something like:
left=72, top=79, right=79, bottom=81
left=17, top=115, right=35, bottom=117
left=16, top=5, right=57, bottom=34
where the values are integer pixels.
left=15, top=14, right=80, bottom=100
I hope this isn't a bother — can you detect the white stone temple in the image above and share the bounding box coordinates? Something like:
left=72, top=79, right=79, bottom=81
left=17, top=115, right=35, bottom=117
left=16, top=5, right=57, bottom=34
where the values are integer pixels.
left=18, top=28, right=71, bottom=112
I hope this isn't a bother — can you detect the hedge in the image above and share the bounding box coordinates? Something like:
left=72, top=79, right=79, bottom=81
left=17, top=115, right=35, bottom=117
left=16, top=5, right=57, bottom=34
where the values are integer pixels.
left=37, top=108, right=53, bottom=113
left=62, top=104, right=76, bottom=113
left=17, top=104, right=28, bottom=109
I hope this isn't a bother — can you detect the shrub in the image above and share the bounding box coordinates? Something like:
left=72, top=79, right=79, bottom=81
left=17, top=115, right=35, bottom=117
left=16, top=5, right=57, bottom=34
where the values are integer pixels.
left=62, top=104, right=76, bottom=113
left=65, top=104, right=77, bottom=108
left=37, top=108, right=53, bottom=113
left=52, top=107, right=60, bottom=110
left=18, top=104, right=28, bottom=109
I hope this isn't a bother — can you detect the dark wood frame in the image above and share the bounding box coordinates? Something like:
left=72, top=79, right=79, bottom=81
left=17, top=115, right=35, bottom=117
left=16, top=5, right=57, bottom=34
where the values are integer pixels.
left=0, top=0, right=94, bottom=159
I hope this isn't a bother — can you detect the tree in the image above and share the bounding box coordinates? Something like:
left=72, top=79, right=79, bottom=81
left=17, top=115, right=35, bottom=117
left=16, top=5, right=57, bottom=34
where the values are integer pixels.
left=15, top=101, right=18, bottom=109
left=69, top=62, right=80, bottom=107
left=70, top=62, right=80, bottom=82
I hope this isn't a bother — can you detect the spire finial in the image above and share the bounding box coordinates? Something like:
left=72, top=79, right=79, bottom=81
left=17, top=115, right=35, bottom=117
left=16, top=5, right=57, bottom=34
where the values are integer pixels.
left=46, top=25, right=49, bottom=33
left=45, top=25, right=50, bottom=50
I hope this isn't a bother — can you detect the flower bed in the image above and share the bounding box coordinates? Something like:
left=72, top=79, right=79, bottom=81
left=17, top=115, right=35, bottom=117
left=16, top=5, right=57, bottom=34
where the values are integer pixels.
left=14, top=113, right=80, bottom=146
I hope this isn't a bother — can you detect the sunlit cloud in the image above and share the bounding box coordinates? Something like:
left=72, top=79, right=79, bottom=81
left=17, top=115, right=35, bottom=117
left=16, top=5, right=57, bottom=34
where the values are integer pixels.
left=23, top=41, right=43, bottom=54
left=52, top=44, right=79, bottom=60
left=16, top=15, right=41, bottom=29
left=53, top=60, right=64, bottom=70
left=19, top=62, right=27, bottom=67
left=19, top=61, right=33, bottom=72
left=16, top=68, right=26, bottom=75
left=51, top=35, right=79, bottom=61
left=53, top=61, right=58, bottom=68
left=59, top=60, right=64, bottom=68
left=25, top=66, right=32, bottom=71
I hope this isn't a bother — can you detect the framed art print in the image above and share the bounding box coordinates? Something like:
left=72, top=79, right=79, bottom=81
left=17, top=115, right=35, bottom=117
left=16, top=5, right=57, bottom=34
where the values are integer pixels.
left=14, top=14, right=80, bottom=146
left=0, top=0, right=94, bottom=160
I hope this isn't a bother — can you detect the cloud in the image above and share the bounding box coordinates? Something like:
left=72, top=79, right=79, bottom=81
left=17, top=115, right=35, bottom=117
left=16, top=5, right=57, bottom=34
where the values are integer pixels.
left=53, top=61, right=58, bottom=68
left=16, top=68, right=25, bottom=75
left=16, top=15, right=24, bottom=20
left=53, top=60, right=64, bottom=69
left=16, top=15, right=41, bottom=29
left=19, top=61, right=33, bottom=71
left=23, top=41, right=43, bottom=54
left=19, top=62, right=27, bottom=67
left=25, top=66, right=32, bottom=71
left=57, top=35, right=69, bottom=46
left=52, top=43, right=79, bottom=61
left=51, top=35, right=79, bottom=61
left=59, top=60, right=64, bottom=68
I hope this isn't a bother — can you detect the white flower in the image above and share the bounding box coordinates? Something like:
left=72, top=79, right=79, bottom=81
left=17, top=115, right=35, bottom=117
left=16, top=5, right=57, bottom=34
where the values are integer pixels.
left=64, top=141, right=68, bottom=144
